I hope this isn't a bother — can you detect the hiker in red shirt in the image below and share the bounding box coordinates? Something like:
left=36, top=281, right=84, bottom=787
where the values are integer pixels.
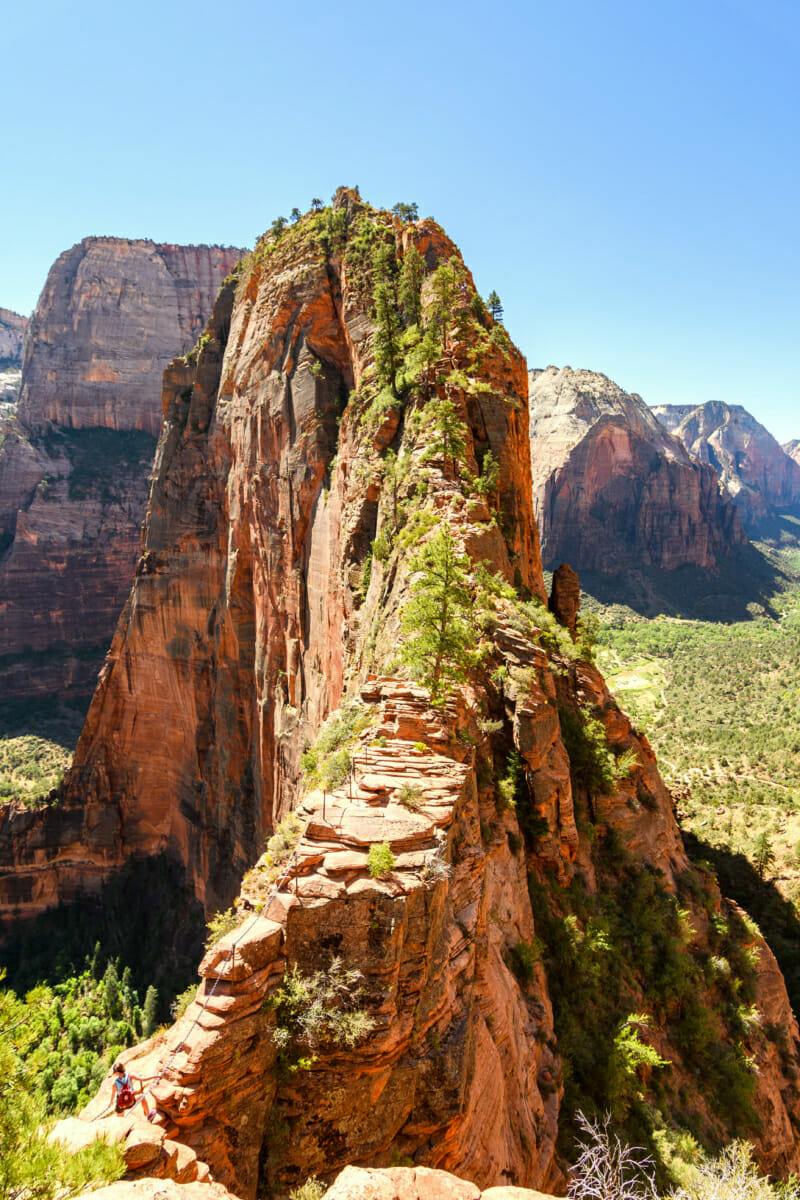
left=110, top=1062, right=158, bottom=1122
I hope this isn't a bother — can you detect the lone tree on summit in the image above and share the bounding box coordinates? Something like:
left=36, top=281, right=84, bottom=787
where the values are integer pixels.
left=400, top=527, right=475, bottom=702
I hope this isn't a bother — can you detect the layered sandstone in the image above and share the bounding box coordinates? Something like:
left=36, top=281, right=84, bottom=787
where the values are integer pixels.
left=529, top=367, right=745, bottom=571
left=0, top=240, right=244, bottom=701
left=653, top=402, right=800, bottom=532
left=784, top=439, right=800, bottom=467
left=9, top=196, right=800, bottom=1196
left=19, top=239, right=243, bottom=437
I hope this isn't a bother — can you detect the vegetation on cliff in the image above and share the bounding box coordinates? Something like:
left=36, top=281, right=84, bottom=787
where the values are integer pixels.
left=593, top=547, right=800, bottom=1012
left=0, top=971, right=125, bottom=1197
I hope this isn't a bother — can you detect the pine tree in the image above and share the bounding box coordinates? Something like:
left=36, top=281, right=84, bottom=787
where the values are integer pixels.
left=372, top=243, right=401, bottom=392
left=102, top=963, right=121, bottom=1020
left=399, top=527, right=476, bottom=702
left=392, top=201, right=419, bottom=222
left=290, top=207, right=301, bottom=223
left=753, top=831, right=775, bottom=879
left=419, top=396, right=468, bottom=478
left=398, top=245, right=424, bottom=328
left=142, top=985, right=159, bottom=1037
left=486, top=290, right=504, bottom=323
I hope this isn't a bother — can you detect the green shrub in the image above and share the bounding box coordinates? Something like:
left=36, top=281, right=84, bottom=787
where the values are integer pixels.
left=269, top=958, right=376, bottom=1058
left=290, top=1179, right=327, bottom=1199
left=508, top=940, right=537, bottom=985
left=205, top=906, right=241, bottom=950
left=367, top=842, right=395, bottom=878
left=559, top=704, right=637, bottom=795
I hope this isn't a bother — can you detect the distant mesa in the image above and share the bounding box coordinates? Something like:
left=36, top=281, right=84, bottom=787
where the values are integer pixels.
left=528, top=365, right=745, bottom=578
left=0, top=237, right=246, bottom=702
left=653, top=401, right=800, bottom=536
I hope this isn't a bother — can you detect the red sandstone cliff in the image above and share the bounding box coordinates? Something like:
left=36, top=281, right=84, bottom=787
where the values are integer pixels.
left=0, top=239, right=244, bottom=702
left=19, top=239, right=243, bottom=437
left=529, top=367, right=745, bottom=572
left=6, top=196, right=800, bottom=1196
left=653, top=401, right=800, bottom=533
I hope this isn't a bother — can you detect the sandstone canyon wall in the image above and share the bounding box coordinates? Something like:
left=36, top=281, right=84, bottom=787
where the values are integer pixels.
left=528, top=366, right=745, bottom=573
left=784, top=439, right=800, bottom=467
left=0, top=239, right=244, bottom=702
left=653, top=401, right=800, bottom=534
left=5, top=196, right=800, bottom=1197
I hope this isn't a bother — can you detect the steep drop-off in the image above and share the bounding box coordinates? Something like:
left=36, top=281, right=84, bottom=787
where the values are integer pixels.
left=0, top=239, right=244, bottom=702
left=5, top=195, right=800, bottom=1197
left=653, top=401, right=800, bottom=535
left=529, top=367, right=745, bottom=573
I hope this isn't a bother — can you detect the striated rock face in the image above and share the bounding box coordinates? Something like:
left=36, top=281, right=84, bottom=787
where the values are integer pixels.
left=0, top=307, right=26, bottom=365
left=652, top=401, right=800, bottom=532
left=529, top=367, right=745, bottom=571
left=0, top=240, right=244, bottom=702
left=10, top=197, right=800, bottom=1196
left=0, top=307, right=26, bottom=405
left=784, top=439, right=800, bottom=467
left=19, top=239, right=244, bottom=437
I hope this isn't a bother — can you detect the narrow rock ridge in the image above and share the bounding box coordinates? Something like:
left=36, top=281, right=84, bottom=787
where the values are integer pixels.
left=653, top=401, right=800, bottom=532
left=529, top=366, right=745, bottom=571
left=11, top=196, right=800, bottom=1195
left=0, top=239, right=244, bottom=701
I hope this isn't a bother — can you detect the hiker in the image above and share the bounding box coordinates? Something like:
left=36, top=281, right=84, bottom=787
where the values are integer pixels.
left=110, top=1062, right=158, bottom=1122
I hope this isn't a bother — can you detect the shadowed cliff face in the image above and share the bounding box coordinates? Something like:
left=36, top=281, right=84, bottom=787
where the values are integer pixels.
left=0, top=239, right=244, bottom=701
left=654, top=401, right=800, bottom=534
left=529, top=367, right=745, bottom=572
left=9, top=197, right=800, bottom=1197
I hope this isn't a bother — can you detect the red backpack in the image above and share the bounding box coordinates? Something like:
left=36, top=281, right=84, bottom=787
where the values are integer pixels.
left=116, top=1075, right=135, bottom=1111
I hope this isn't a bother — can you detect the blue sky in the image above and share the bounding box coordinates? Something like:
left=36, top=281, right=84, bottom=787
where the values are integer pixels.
left=3, top=0, right=798, bottom=440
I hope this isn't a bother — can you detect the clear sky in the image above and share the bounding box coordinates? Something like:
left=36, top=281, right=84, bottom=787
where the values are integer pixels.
left=3, top=0, right=798, bottom=440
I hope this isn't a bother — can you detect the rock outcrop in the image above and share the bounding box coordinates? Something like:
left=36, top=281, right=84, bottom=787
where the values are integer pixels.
left=529, top=367, right=745, bottom=572
left=784, top=439, right=800, bottom=467
left=0, top=239, right=244, bottom=702
left=0, top=306, right=26, bottom=365
left=9, top=196, right=800, bottom=1197
left=653, top=402, right=800, bottom=533
left=0, top=307, right=26, bottom=405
